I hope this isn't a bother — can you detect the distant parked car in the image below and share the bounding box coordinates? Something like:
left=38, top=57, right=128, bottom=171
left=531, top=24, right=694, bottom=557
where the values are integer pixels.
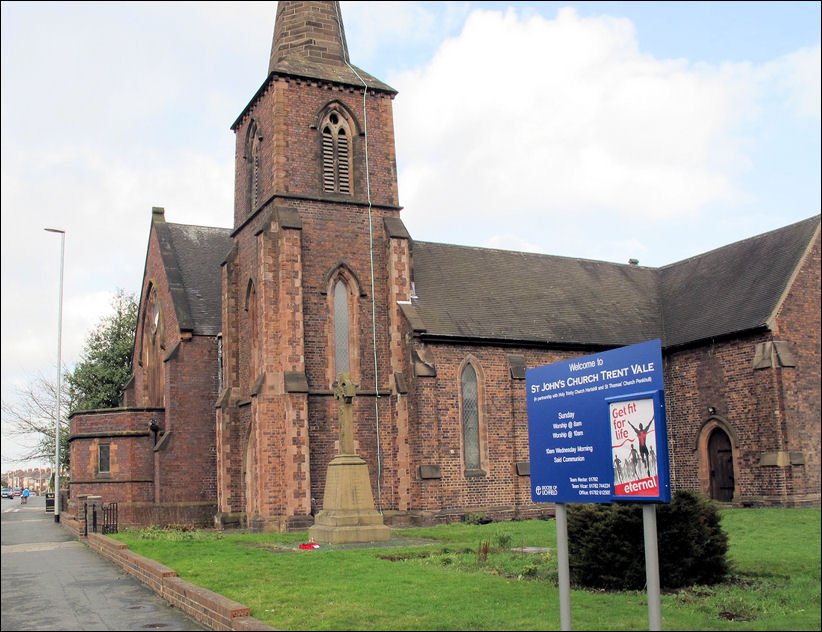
left=28, top=490, right=37, bottom=497
left=12, top=488, right=22, bottom=497
left=1, top=488, right=12, bottom=499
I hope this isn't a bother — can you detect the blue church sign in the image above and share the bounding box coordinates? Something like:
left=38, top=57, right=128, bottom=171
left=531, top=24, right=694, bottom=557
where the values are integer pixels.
left=526, top=339, right=671, bottom=503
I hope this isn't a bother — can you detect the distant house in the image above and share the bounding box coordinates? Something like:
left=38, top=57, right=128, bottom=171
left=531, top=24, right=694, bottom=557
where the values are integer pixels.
left=69, top=1, right=820, bottom=529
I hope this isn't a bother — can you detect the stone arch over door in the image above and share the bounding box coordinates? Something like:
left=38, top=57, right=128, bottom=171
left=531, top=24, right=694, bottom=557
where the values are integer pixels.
left=695, top=417, right=738, bottom=502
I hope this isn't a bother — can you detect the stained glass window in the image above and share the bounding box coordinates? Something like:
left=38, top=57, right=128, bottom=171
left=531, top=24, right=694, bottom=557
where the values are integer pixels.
left=334, top=280, right=349, bottom=375
left=462, top=363, right=480, bottom=470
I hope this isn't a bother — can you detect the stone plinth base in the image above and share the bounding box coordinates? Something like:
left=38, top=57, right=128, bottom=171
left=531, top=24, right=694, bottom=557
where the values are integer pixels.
left=309, top=454, right=391, bottom=544
left=245, top=513, right=315, bottom=533
left=309, top=520, right=391, bottom=544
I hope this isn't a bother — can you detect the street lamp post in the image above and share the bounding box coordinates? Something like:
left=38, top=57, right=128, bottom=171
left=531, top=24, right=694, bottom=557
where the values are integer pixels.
left=45, top=228, right=65, bottom=523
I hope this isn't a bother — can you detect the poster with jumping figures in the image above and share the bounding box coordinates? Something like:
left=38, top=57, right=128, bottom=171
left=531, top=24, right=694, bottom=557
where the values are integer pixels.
left=609, top=396, right=659, bottom=498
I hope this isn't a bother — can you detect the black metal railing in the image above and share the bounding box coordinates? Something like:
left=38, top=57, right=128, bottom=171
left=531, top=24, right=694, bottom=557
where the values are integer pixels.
left=102, top=502, right=118, bottom=535
left=83, top=501, right=118, bottom=536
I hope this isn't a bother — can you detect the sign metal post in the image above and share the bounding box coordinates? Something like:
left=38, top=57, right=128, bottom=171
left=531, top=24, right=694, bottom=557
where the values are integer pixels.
left=555, top=502, right=572, bottom=630
left=643, top=504, right=662, bottom=630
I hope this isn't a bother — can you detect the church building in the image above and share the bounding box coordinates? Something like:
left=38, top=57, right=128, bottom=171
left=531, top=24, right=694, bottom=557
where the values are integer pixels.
left=69, top=1, right=820, bottom=530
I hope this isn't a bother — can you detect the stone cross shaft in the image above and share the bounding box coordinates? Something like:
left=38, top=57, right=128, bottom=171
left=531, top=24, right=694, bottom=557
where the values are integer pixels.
left=334, top=372, right=357, bottom=455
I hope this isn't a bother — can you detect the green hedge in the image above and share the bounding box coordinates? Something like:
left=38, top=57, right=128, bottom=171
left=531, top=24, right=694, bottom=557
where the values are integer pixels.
left=567, top=490, right=729, bottom=590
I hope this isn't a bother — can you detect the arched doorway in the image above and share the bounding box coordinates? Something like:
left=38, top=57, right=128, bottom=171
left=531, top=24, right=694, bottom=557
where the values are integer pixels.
left=708, top=427, right=735, bottom=502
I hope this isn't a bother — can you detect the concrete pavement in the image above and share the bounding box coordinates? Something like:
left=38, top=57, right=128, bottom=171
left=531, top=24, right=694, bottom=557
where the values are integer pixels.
left=1, top=496, right=203, bottom=631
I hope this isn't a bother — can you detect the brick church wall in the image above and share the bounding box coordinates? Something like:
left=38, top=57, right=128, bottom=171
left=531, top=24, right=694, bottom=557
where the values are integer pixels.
left=405, top=344, right=575, bottom=521
left=771, top=231, right=821, bottom=503
left=69, top=408, right=156, bottom=526
left=70, top=219, right=222, bottom=528
left=132, top=224, right=182, bottom=408
left=664, top=334, right=781, bottom=503
left=158, top=335, right=220, bottom=505
left=661, top=232, right=820, bottom=507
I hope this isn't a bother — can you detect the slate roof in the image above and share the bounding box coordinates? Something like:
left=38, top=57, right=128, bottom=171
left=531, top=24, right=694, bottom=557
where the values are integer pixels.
left=154, top=222, right=232, bottom=336
left=659, top=215, right=820, bottom=347
left=151, top=215, right=818, bottom=349
left=267, top=58, right=395, bottom=93
left=409, top=243, right=662, bottom=347
left=410, top=216, right=820, bottom=349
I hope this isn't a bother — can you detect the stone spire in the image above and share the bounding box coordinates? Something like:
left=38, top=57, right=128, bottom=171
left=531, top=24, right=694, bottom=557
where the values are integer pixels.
left=265, top=0, right=395, bottom=93
left=269, top=1, right=349, bottom=72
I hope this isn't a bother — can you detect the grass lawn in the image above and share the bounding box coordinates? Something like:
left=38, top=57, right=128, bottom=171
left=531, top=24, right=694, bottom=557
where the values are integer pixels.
left=112, top=507, right=820, bottom=630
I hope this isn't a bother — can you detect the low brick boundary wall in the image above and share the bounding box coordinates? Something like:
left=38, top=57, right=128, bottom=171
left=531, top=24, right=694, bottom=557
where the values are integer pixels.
left=60, top=517, right=84, bottom=539
left=85, top=532, right=275, bottom=631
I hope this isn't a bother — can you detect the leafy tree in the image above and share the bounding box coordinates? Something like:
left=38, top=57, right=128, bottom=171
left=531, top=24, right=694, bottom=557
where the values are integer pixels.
left=66, top=289, right=138, bottom=411
left=1, top=289, right=138, bottom=468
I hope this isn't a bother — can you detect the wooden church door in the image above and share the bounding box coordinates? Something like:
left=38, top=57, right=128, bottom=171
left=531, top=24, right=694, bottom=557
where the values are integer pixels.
left=708, top=428, right=735, bottom=502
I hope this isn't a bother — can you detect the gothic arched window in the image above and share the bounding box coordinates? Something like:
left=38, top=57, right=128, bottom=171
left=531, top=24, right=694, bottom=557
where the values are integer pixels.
left=334, top=279, right=350, bottom=375
left=245, top=120, right=261, bottom=212
left=326, top=265, right=362, bottom=385
left=321, top=111, right=352, bottom=194
left=142, top=284, right=165, bottom=407
left=461, top=362, right=481, bottom=472
left=245, top=279, right=258, bottom=392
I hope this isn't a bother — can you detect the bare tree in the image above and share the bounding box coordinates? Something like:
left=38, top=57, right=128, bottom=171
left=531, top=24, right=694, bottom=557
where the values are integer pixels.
left=3, top=290, right=137, bottom=470
left=2, top=370, right=72, bottom=469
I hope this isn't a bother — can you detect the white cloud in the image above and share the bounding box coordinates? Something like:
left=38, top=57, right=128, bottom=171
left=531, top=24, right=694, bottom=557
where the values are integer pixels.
left=766, top=45, right=822, bottom=119
left=343, top=1, right=470, bottom=74
left=391, top=7, right=779, bottom=252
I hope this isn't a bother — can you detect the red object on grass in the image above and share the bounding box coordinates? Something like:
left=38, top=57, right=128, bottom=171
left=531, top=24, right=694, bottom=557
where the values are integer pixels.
left=299, top=543, right=320, bottom=550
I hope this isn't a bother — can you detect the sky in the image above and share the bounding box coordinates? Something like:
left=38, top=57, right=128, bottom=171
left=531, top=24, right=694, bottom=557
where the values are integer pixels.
left=2, top=1, right=820, bottom=470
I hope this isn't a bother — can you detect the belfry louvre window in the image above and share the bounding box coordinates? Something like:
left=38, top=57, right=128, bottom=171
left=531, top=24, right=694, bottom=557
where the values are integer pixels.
left=321, top=112, right=351, bottom=194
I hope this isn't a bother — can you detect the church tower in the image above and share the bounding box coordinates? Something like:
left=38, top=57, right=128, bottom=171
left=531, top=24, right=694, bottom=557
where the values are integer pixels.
left=216, top=1, right=414, bottom=531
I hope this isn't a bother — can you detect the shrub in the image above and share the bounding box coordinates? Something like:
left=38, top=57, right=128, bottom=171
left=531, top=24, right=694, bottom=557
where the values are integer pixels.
left=494, top=532, right=513, bottom=550
left=464, top=512, right=492, bottom=525
left=567, top=490, right=729, bottom=590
